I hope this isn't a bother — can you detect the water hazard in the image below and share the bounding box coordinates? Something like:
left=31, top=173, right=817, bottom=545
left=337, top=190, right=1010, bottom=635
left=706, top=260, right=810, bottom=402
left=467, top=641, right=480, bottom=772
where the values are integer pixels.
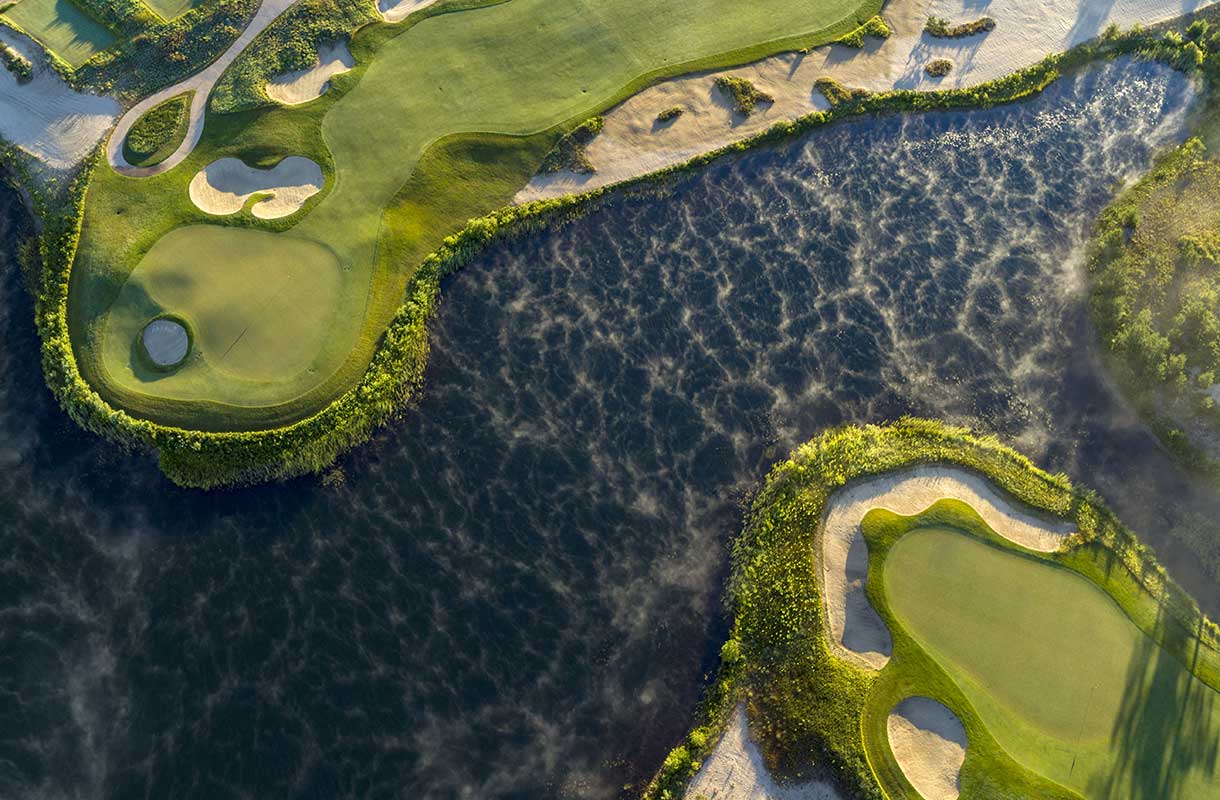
left=0, top=59, right=1213, bottom=799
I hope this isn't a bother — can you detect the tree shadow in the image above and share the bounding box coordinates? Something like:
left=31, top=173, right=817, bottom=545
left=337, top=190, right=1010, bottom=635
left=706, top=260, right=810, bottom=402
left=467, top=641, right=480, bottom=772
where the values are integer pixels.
left=1088, top=605, right=1220, bottom=799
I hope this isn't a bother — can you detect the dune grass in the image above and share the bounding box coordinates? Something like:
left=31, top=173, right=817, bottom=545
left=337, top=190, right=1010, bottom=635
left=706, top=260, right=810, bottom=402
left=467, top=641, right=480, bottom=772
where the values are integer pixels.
left=70, top=0, right=877, bottom=430
left=861, top=502, right=1220, bottom=799
left=1, top=0, right=114, bottom=67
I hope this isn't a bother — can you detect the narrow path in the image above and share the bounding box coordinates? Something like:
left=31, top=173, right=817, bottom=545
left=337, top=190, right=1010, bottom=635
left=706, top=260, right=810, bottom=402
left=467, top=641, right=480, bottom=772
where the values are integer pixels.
left=106, top=0, right=299, bottom=177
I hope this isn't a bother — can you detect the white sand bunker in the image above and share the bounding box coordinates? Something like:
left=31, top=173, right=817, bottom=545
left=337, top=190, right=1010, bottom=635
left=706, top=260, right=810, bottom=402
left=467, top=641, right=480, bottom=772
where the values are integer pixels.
left=0, top=27, right=118, bottom=170
left=887, top=697, right=967, bottom=800
left=142, top=319, right=190, bottom=367
left=819, top=466, right=1074, bottom=671
left=378, top=0, right=441, bottom=23
left=685, top=704, right=846, bottom=800
left=266, top=40, right=354, bottom=105
left=189, top=157, right=323, bottom=219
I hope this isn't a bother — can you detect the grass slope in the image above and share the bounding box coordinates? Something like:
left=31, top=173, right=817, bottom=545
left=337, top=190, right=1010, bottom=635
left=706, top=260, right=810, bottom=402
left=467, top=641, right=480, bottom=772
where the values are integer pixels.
left=880, top=518, right=1220, bottom=799
left=2, top=0, right=115, bottom=67
left=71, top=0, right=877, bottom=431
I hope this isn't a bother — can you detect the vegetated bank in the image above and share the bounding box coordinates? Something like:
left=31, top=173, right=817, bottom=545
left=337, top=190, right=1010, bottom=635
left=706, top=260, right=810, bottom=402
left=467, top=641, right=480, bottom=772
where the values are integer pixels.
left=33, top=16, right=1215, bottom=487
left=1088, top=22, right=1220, bottom=498
left=121, top=90, right=193, bottom=167
left=639, top=418, right=1220, bottom=800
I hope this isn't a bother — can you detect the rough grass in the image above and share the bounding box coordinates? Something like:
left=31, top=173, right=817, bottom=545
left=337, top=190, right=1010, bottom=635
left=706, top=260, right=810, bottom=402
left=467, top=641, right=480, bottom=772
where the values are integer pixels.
left=1, top=0, right=115, bottom=67
left=71, top=0, right=877, bottom=430
left=122, top=91, right=192, bottom=167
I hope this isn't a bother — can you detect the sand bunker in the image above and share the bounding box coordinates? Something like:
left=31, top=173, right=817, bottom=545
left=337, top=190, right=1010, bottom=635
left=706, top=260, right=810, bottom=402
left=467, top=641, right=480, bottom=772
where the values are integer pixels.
left=189, top=157, right=323, bottom=219
left=887, top=697, right=967, bottom=800
left=517, top=0, right=1219, bottom=202
left=685, top=704, right=846, bottom=800
left=819, top=465, right=1074, bottom=671
left=142, top=319, right=190, bottom=367
left=266, top=40, right=354, bottom=105
left=0, top=27, right=119, bottom=170
left=378, top=0, right=441, bottom=23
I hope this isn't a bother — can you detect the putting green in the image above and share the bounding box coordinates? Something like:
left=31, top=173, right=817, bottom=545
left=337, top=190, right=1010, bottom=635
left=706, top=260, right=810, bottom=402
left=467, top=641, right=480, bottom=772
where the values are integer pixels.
left=75, top=0, right=872, bottom=429
left=885, top=527, right=1220, bottom=799
left=2, top=0, right=115, bottom=68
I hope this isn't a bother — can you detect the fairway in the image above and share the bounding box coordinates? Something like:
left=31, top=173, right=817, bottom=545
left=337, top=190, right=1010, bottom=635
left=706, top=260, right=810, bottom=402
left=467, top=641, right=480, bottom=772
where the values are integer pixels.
left=1, top=0, right=114, bottom=67
left=77, top=0, right=873, bottom=428
left=885, top=527, right=1220, bottom=799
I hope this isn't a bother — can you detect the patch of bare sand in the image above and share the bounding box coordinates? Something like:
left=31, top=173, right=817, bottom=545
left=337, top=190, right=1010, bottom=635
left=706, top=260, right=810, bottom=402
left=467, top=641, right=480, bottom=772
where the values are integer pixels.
left=517, top=0, right=1219, bottom=202
left=266, top=40, right=354, bottom=105
left=886, top=697, right=967, bottom=800
left=188, top=156, right=323, bottom=219
left=684, top=704, right=845, bottom=800
left=819, top=465, right=1074, bottom=671
left=0, top=27, right=118, bottom=170
left=378, top=0, right=441, bottom=23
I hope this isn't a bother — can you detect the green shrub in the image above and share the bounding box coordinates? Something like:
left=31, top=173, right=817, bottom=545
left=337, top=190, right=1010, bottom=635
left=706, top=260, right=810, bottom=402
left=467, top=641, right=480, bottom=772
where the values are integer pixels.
left=539, top=116, right=604, bottom=173
left=925, top=58, right=953, bottom=77
left=924, top=15, right=995, bottom=38
left=656, top=105, right=684, bottom=123
left=122, top=92, right=191, bottom=167
left=0, top=42, right=32, bottom=81
left=837, top=14, right=889, bottom=47
left=814, top=77, right=869, bottom=106
left=714, top=75, right=773, bottom=117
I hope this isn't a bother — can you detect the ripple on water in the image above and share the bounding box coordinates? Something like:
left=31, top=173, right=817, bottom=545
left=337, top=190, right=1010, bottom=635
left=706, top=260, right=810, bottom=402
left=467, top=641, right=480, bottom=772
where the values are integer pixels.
left=0, top=59, right=1213, bottom=800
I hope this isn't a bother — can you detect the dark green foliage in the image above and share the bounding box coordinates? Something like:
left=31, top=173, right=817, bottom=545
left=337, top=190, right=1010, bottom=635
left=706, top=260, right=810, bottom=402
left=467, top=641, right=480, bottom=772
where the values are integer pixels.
left=836, top=14, right=889, bottom=47
left=656, top=105, right=684, bottom=123
left=924, top=15, right=995, bottom=38
left=539, top=116, right=604, bottom=173
left=74, top=0, right=156, bottom=37
left=122, top=92, right=190, bottom=166
left=713, top=75, right=773, bottom=116
left=925, top=57, right=953, bottom=77
left=814, top=77, right=868, bottom=106
left=0, top=41, right=31, bottom=80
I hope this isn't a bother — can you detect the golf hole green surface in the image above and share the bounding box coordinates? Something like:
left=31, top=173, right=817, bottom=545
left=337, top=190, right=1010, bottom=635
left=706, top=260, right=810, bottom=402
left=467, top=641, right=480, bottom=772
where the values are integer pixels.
left=884, top=527, right=1220, bottom=799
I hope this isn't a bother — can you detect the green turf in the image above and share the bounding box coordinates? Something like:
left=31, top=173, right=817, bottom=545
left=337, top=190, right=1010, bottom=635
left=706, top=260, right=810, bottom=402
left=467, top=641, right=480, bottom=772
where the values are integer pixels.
left=141, top=0, right=201, bottom=21
left=122, top=92, right=193, bottom=168
left=71, top=0, right=875, bottom=430
left=2, top=0, right=114, bottom=68
left=885, top=525, right=1220, bottom=799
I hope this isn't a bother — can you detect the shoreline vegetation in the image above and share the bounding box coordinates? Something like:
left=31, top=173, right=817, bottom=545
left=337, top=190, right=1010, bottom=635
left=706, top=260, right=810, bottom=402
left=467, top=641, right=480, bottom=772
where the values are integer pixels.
left=639, top=419, right=1220, bottom=800
left=18, top=14, right=1218, bottom=488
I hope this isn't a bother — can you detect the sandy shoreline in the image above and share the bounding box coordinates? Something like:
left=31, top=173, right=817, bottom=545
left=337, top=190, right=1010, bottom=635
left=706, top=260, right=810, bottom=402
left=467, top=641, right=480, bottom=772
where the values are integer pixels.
left=517, top=0, right=1218, bottom=203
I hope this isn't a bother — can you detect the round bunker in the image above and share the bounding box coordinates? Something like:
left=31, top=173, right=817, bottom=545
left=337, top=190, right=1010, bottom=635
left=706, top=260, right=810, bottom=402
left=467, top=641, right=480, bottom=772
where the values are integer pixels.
left=142, top=318, right=190, bottom=368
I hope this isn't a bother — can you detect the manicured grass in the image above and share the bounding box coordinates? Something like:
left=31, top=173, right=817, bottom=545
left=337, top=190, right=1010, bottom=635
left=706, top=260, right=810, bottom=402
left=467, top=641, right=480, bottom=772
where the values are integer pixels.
left=142, top=0, right=202, bottom=21
left=884, top=523, right=1220, bottom=799
left=72, top=0, right=877, bottom=430
left=122, top=91, right=193, bottom=168
left=2, top=0, right=115, bottom=68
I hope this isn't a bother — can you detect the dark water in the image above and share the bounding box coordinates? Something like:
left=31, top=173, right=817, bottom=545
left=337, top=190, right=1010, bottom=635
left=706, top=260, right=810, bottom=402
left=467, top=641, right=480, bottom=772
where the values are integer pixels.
left=1, top=60, right=1216, bottom=799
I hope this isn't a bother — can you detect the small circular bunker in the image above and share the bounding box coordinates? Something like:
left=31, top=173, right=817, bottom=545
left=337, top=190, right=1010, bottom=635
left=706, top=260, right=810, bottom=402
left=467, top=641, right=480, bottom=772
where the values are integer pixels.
left=141, top=318, right=190, bottom=368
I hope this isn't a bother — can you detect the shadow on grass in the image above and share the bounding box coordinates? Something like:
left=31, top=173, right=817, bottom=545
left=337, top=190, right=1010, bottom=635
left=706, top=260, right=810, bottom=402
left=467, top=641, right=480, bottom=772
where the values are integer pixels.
left=1089, top=605, right=1220, bottom=799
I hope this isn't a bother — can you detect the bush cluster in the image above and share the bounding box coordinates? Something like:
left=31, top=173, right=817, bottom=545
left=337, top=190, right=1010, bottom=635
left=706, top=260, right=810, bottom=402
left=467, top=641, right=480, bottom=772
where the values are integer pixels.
left=925, top=57, right=953, bottom=77
left=836, top=14, right=890, bottom=48
left=713, top=75, right=773, bottom=117
left=122, top=93, right=189, bottom=164
left=655, top=105, right=684, bottom=123
left=924, top=15, right=996, bottom=38
left=539, top=116, right=604, bottom=173
left=814, top=77, right=869, bottom=106
left=0, top=41, right=31, bottom=81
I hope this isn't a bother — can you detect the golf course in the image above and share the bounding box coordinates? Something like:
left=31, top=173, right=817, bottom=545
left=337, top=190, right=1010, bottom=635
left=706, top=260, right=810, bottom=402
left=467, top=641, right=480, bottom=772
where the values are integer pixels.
left=650, top=421, right=1220, bottom=800
left=69, top=0, right=877, bottom=431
